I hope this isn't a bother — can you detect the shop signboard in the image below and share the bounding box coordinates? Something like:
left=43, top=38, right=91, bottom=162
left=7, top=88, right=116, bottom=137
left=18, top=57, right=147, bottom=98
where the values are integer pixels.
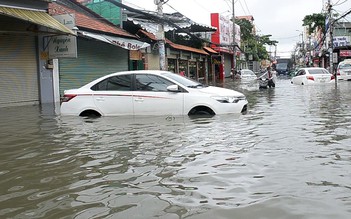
left=210, top=13, right=240, bottom=53
left=333, top=36, right=350, bottom=48
left=340, top=50, right=351, bottom=57
left=49, top=14, right=77, bottom=59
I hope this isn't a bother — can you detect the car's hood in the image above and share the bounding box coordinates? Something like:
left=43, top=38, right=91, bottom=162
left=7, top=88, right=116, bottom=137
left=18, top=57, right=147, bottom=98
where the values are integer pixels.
left=195, top=86, right=244, bottom=97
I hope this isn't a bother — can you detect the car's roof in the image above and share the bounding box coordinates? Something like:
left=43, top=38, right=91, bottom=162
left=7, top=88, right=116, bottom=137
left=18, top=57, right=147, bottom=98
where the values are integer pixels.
left=108, top=70, right=171, bottom=76
left=339, top=59, right=351, bottom=63
left=300, top=67, right=325, bottom=70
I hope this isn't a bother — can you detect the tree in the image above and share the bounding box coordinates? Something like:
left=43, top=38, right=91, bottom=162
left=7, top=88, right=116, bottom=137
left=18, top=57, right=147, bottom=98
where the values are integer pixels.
left=302, top=13, right=326, bottom=34
left=235, top=18, right=277, bottom=61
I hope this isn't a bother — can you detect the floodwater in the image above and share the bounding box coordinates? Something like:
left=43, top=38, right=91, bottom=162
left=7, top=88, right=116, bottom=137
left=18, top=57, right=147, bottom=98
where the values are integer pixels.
left=1, top=78, right=351, bottom=219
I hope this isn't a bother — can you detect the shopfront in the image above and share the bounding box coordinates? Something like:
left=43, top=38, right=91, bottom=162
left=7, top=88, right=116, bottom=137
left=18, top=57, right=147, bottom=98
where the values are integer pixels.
left=168, top=59, right=177, bottom=73
left=58, top=38, right=129, bottom=95
left=0, top=5, right=74, bottom=107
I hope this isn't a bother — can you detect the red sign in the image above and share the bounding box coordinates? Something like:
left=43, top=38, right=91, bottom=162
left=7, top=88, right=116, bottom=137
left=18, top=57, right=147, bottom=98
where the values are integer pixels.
left=340, top=50, right=351, bottom=57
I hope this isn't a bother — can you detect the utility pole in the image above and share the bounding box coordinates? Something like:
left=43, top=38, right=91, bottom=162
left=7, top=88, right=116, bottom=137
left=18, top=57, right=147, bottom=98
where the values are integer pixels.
left=327, top=2, right=333, bottom=71
left=155, top=0, right=166, bottom=70
left=232, top=0, right=236, bottom=72
left=327, top=0, right=337, bottom=84
left=301, top=31, right=304, bottom=56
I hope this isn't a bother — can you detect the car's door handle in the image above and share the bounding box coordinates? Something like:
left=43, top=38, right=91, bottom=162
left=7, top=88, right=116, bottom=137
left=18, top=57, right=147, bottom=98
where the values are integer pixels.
left=134, top=97, right=144, bottom=102
left=95, top=97, right=105, bottom=101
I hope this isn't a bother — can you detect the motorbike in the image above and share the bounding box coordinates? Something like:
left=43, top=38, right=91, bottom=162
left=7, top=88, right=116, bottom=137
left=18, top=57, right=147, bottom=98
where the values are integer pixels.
left=258, top=73, right=275, bottom=89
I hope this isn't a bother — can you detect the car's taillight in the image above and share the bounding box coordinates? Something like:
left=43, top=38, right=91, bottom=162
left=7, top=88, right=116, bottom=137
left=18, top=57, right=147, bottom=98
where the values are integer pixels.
left=306, top=75, right=314, bottom=81
left=337, top=69, right=340, bottom=75
left=331, top=75, right=335, bottom=80
left=61, top=94, right=77, bottom=103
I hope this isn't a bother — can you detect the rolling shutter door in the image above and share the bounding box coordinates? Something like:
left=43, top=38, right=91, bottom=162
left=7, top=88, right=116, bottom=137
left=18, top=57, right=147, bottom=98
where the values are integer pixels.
left=59, top=38, right=128, bottom=95
left=224, top=53, right=232, bottom=78
left=0, top=35, right=38, bottom=107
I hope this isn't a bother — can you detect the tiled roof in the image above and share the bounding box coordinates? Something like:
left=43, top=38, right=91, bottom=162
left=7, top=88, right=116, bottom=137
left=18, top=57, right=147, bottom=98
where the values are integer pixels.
left=203, top=46, right=218, bottom=54
left=167, top=41, right=208, bottom=55
left=138, top=29, right=157, bottom=41
left=138, top=29, right=208, bottom=55
left=48, top=3, right=136, bottom=38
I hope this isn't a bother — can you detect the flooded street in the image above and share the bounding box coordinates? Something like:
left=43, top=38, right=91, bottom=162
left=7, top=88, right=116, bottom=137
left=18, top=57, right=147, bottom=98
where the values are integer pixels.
left=1, top=78, right=351, bottom=219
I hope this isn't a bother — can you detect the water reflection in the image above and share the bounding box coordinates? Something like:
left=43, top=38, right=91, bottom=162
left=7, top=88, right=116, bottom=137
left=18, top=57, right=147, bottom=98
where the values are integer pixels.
left=1, top=79, right=351, bottom=218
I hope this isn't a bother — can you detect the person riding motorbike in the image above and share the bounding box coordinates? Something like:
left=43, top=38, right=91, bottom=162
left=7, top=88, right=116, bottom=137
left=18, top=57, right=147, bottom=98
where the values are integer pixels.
left=258, top=66, right=276, bottom=88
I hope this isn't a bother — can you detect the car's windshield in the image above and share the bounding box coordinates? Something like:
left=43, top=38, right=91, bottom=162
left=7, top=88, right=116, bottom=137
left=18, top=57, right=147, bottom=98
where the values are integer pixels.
left=161, top=72, right=206, bottom=88
left=276, top=63, right=288, bottom=70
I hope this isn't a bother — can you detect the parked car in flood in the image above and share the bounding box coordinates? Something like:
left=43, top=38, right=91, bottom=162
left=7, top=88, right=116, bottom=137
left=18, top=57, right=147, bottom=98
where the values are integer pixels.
left=240, top=69, right=258, bottom=81
left=291, top=67, right=335, bottom=85
left=337, top=59, right=351, bottom=80
left=60, top=70, right=248, bottom=117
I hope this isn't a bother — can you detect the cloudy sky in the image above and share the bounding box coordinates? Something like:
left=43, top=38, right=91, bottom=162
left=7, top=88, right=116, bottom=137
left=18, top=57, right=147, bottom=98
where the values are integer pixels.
left=123, top=0, right=351, bottom=57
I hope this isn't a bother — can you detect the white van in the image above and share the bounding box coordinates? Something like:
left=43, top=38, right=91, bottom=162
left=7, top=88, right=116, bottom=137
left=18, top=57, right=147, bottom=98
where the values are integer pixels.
left=337, top=59, right=351, bottom=80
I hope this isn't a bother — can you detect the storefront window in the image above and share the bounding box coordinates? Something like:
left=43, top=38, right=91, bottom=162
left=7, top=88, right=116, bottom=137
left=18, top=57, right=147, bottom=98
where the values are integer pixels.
left=179, top=60, right=188, bottom=76
left=168, top=59, right=176, bottom=73
left=198, top=61, right=205, bottom=78
left=189, top=61, right=196, bottom=79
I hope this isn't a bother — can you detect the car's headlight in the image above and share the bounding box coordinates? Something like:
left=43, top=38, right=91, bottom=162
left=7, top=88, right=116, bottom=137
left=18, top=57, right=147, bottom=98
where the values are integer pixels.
left=212, top=96, right=246, bottom=103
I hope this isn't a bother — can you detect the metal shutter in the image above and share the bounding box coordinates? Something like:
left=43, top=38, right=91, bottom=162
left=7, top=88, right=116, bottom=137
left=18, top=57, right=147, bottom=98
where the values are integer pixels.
left=224, top=53, right=232, bottom=78
left=59, top=38, right=128, bottom=95
left=0, top=35, right=38, bottom=107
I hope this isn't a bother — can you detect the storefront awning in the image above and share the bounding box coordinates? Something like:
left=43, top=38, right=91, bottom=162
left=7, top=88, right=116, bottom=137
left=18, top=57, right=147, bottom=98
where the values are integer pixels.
left=203, top=46, right=218, bottom=54
left=79, top=31, right=150, bottom=50
left=0, top=6, right=75, bottom=35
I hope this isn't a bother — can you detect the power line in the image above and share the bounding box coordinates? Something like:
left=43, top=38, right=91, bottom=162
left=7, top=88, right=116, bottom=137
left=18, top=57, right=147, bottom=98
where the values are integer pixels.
left=192, top=0, right=211, bottom=13
left=334, top=8, right=351, bottom=22
left=106, top=0, right=241, bottom=49
left=242, top=0, right=251, bottom=15
left=238, top=0, right=248, bottom=15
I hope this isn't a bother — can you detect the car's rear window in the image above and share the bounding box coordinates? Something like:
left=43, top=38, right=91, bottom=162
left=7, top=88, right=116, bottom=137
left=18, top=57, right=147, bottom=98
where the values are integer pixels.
left=308, top=69, right=329, bottom=74
left=91, top=74, right=132, bottom=91
left=339, top=63, right=351, bottom=69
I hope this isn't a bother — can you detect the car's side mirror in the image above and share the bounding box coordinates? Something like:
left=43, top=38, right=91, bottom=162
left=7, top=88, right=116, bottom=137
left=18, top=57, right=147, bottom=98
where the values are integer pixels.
left=167, top=84, right=180, bottom=92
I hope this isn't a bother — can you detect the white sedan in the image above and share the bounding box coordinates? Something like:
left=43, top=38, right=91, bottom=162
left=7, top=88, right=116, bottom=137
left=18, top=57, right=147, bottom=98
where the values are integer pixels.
left=240, top=69, right=258, bottom=81
left=291, top=67, right=335, bottom=85
left=337, top=60, right=351, bottom=80
left=60, top=70, right=248, bottom=117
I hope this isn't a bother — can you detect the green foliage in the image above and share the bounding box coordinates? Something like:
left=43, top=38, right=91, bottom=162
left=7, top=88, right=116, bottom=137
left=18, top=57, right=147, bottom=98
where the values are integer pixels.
left=235, top=19, right=277, bottom=61
left=302, top=13, right=326, bottom=34
left=235, top=19, right=254, bottom=41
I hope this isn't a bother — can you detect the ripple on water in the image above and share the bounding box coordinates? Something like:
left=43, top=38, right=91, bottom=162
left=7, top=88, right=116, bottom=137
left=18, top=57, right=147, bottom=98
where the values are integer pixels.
left=1, top=81, right=351, bottom=218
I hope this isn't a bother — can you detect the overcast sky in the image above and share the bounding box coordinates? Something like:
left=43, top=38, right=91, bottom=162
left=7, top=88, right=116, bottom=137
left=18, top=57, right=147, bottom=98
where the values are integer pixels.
left=123, top=0, right=351, bottom=58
